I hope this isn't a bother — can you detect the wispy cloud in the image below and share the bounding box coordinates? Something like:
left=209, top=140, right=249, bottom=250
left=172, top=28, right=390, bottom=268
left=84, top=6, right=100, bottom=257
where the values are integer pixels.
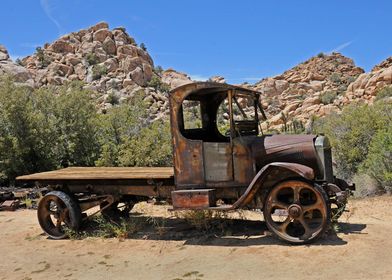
left=189, top=74, right=209, bottom=81
left=328, top=41, right=353, bottom=53
left=40, top=0, right=63, bottom=35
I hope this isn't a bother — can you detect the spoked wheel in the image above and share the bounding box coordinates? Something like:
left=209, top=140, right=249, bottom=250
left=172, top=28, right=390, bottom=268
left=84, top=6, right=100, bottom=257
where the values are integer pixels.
left=37, top=191, right=82, bottom=239
left=263, top=180, right=330, bottom=244
left=100, top=201, right=134, bottom=220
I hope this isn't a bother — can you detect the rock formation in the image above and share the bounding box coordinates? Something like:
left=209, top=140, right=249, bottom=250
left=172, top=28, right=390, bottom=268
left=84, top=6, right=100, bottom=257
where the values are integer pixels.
left=251, top=53, right=367, bottom=131
left=2, top=22, right=176, bottom=119
left=0, top=45, right=33, bottom=85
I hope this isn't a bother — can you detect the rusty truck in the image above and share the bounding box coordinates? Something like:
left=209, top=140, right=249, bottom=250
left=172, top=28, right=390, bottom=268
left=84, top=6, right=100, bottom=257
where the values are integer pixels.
left=17, top=82, right=354, bottom=244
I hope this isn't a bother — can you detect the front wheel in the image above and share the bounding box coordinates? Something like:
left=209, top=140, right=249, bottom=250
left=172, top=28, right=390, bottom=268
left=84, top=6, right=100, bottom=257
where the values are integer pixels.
left=263, top=180, right=330, bottom=244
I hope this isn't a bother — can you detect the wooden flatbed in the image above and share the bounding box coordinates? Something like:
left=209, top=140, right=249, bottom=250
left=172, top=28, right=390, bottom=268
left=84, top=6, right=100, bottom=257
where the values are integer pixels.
left=16, top=167, right=174, bottom=181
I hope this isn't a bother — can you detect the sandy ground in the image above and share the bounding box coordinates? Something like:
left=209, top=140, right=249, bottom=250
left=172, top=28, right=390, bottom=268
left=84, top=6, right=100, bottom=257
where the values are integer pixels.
left=0, top=196, right=392, bottom=280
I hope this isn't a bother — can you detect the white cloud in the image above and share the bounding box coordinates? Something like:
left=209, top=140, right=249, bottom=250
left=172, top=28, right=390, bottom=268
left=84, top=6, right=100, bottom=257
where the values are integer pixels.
left=40, top=0, right=63, bottom=35
left=189, top=74, right=209, bottom=81
left=328, top=41, right=353, bottom=54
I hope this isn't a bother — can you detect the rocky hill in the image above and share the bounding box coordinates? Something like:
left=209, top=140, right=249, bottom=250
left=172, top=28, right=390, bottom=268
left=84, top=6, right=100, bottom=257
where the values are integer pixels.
left=0, top=22, right=192, bottom=120
left=251, top=53, right=391, bottom=131
left=1, top=22, right=392, bottom=129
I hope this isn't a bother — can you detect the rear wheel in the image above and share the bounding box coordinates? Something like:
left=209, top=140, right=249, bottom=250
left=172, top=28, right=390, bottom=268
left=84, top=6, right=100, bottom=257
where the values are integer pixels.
left=263, top=180, right=330, bottom=244
left=37, top=191, right=82, bottom=239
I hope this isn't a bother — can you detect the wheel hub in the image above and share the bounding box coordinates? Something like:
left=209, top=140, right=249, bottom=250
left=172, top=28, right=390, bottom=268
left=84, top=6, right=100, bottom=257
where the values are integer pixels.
left=288, top=204, right=302, bottom=219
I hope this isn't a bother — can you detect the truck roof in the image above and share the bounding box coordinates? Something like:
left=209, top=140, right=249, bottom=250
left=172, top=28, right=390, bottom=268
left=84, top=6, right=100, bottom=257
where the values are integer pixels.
left=170, top=81, right=261, bottom=99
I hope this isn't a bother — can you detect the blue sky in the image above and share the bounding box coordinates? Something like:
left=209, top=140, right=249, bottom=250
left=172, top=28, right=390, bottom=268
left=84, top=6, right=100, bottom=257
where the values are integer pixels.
left=1, top=0, right=392, bottom=84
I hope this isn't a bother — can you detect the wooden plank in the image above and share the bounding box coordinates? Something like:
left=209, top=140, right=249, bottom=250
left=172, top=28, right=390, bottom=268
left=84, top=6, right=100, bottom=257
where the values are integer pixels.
left=16, top=167, right=174, bottom=181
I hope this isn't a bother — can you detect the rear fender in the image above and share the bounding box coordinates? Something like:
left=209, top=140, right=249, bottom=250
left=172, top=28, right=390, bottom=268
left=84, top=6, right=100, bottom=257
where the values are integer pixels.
left=232, top=162, right=315, bottom=209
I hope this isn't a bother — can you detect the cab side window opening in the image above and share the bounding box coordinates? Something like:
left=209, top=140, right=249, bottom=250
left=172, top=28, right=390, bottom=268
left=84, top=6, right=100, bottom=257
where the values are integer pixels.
left=183, top=100, right=202, bottom=130
left=216, top=98, right=230, bottom=136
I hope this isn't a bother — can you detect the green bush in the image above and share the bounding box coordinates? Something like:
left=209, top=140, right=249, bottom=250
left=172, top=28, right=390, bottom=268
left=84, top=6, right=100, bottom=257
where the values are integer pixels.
left=147, top=74, right=170, bottom=93
left=313, top=102, right=391, bottom=180
left=118, top=120, right=172, bottom=167
left=313, top=100, right=392, bottom=195
left=329, top=73, right=341, bottom=84
left=86, top=53, right=99, bottom=66
left=0, top=79, right=100, bottom=183
left=106, top=92, right=119, bottom=105
left=92, top=65, right=107, bottom=80
left=140, top=43, right=147, bottom=51
left=35, top=47, right=51, bottom=68
left=96, top=98, right=148, bottom=167
left=375, top=86, right=392, bottom=101
left=360, top=126, right=392, bottom=193
left=0, top=78, right=57, bottom=182
left=319, top=91, right=337, bottom=105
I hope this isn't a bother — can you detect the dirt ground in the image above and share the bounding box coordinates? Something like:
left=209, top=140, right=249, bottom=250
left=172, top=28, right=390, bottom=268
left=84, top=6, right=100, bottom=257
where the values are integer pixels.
left=0, top=196, right=391, bottom=280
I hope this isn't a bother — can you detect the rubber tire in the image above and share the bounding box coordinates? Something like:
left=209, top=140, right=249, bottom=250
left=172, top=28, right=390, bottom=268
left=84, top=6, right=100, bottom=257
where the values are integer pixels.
left=263, top=181, right=331, bottom=244
left=37, top=191, right=82, bottom=240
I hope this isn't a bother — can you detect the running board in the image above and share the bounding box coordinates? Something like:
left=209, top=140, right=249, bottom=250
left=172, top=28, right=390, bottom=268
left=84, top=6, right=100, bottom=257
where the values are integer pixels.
left=169, top=204, right=233, bottom=211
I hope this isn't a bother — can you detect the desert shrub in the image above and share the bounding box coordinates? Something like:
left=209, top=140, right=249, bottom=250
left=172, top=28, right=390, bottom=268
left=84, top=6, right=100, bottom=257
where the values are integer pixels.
left=353, top=174, right=382, bottom=197
left=360, top=126, right=392, bottom=193
left=140, top=43, right=147, bottom=51
left=0, top=78, right=58, bottom=183
left=118, top=120, right=172, bottom=167
left=283, top=119, right=305, bottom=134
left=317, top=52, right=325, bottom=58
left=313, top=102, right=391, bottom=180
left=0, top=78, right=101, bottom=183
left=147, top=74, right=170, bottom=93
left=49, top=83, right=101, bottom=167
left=95, top=95, right=150, bottom=167
left=35, top=47, right=51, bottom=68
left=106, top=92, right=119, bottom=105
left=329, top=72, right=341, bottom=84
left=319, top=91, right=337, bottom=104
left=375, top=86, right=392, bottom=101
left=86, top=53, right=99, bottom=66
left=66, top=215, right=145, bottom=240
left=92, top=65, right=107, bottom=80
left=174, top=210, right=231, bottom=233
left=154, top=65, right=163, bottom=74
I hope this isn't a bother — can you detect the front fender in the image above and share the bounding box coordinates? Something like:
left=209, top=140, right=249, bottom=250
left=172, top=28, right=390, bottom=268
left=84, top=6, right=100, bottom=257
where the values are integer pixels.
left=232, top=162, right=315, bottom=209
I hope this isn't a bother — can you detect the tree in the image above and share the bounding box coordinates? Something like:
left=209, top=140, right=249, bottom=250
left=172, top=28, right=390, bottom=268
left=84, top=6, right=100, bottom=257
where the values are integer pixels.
left=0, top=77, right=58, bottom=183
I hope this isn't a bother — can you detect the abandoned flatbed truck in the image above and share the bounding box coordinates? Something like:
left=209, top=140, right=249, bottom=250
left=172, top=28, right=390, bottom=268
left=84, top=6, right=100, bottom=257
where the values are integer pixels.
left=17, top=82, right=354, bottom=244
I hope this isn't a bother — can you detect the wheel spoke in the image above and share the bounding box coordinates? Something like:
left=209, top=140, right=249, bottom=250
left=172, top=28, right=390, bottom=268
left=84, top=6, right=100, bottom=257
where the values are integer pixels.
left=293, top=186, right=300, bottom=204
left=279, top=217, right=292, bottom=233
left=298, top=216, right=312, bottom=239
left=271, top=200, right=289, bottom=209
left=302, top=198, right=323, bottom=213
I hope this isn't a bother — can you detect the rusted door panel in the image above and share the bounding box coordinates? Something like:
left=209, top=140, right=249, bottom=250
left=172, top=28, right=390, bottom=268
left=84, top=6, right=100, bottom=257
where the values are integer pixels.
left=203, top=142, right=233, bottom=182
left=233, top=143, right=256, bottom=185
left=174, top=138, right=205, bottom=187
